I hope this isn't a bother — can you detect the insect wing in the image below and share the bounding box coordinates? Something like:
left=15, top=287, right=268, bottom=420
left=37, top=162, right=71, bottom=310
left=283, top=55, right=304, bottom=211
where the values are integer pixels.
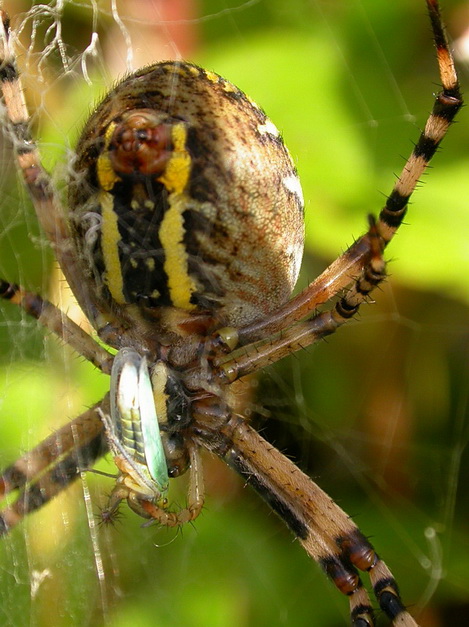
left=110, top=349, right=140, bottom=447
left=110, top=349, right=169, bottom=495
left=138, top=358, right=169, bottom=493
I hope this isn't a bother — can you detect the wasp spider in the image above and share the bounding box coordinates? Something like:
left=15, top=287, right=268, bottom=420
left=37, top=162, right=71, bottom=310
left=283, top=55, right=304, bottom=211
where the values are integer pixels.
left=0, top=2, right=462, bottom=625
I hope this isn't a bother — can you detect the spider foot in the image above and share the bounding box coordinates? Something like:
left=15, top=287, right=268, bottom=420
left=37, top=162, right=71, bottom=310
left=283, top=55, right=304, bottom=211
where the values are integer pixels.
left=140, top=500, right=202, bottom=527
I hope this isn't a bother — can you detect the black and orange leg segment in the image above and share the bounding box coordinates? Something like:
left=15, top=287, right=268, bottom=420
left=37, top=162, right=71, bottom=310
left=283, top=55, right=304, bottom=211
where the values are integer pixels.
left=377, top=0, right=462, bottom=245
left=213, top=216, right=386, bottom=383
left=227, top=0, right=462, bottom=366
left=0, top=10, right=69, bottom=249
left=207, top=417, right=418, bottom=626
left=0, top=398, right=108, bottom=535
left=0, top=280, right=115, bottom=373
left=0, top=10, right=105, bottom=326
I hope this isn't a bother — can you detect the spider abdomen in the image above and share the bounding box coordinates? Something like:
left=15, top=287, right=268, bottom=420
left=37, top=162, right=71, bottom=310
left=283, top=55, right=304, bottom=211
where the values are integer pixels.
left=69, top=61, right=304, bottom=334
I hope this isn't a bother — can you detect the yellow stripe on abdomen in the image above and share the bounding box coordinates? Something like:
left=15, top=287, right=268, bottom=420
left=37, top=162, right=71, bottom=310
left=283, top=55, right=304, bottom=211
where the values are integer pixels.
left=96, top=121, right=125, bottom=304
left=158, top=123, right=196, bottom=311
left=100, top=190, right=125, bottom=304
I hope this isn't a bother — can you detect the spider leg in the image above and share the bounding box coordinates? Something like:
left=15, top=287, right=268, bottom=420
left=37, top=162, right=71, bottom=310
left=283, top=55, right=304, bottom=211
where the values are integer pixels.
left=232, top=0, right=461, bottom=347
left=214, top=216, right=385, bottom=381
left=208, top=416, right=418, bottom=627
left=140, top=443, right=205, bottom=527
left=0, top=397, right=108, bottom=535
left=0, top=280, right=114, bottom=373
left=0, top=9, right=69, bottom=256
left=0, top=11, right=107, bottom=329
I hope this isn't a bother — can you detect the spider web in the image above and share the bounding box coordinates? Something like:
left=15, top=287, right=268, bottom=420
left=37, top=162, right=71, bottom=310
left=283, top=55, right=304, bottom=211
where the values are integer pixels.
left=0, top=1, right=468, bottom=626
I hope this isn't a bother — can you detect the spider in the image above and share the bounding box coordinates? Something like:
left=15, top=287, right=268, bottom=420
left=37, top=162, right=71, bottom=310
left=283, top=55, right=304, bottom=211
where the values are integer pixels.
left=0, top=1, right=462, bottom=625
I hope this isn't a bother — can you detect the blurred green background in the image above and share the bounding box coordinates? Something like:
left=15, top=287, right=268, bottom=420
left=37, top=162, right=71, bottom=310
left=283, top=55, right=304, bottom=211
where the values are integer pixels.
left=0, top=0, right=468, bottom=625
